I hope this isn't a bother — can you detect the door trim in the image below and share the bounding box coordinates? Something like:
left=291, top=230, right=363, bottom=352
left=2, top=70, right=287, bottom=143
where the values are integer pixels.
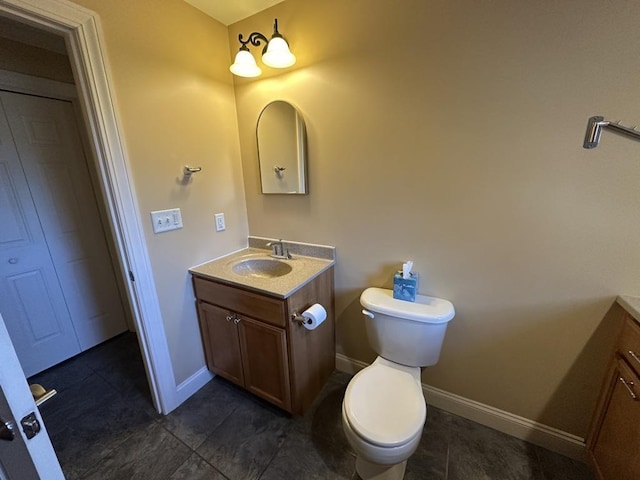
left=0, top=0, right=177, bottom=413
left=0, top=69, right=76, bottom=100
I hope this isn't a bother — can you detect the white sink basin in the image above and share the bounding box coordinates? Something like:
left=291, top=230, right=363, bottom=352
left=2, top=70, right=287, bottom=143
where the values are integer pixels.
left=231, top=258, right=293, bottom=279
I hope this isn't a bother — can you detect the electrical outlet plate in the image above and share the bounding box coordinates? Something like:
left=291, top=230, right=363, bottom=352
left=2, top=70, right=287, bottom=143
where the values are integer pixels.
left=150, top=208, right=183, bottom=233
left=214, top=213, right=226, bottom=232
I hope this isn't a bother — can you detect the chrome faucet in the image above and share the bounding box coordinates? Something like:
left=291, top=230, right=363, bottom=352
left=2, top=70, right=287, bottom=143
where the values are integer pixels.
left=266, top=240, right=292, bottom=259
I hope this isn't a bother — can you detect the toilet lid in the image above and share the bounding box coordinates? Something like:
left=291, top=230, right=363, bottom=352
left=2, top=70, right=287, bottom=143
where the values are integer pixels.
left=344, top=363, right=426, bottom=447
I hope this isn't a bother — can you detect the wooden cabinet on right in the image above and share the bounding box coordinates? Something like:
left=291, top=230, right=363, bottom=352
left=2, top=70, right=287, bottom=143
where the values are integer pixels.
left=587, top=312, right=640, bottom=480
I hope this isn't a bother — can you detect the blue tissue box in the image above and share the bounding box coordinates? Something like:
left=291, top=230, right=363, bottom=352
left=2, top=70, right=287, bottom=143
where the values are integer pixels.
left=393, top=272, right=418, bottom=302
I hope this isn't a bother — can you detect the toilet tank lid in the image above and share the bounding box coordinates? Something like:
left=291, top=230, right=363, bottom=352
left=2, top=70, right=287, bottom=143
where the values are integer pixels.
left=360, top=287, right=455, bottom=323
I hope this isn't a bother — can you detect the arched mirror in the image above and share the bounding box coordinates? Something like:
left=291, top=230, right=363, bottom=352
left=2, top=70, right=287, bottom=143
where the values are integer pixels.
left=257, top=100, right=308, bottom=194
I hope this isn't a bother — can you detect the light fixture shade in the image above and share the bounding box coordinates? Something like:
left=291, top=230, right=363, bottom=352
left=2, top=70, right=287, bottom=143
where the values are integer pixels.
left=230, top=49, right=262, bottom=77
left=262, top=37, right=296, bottom=68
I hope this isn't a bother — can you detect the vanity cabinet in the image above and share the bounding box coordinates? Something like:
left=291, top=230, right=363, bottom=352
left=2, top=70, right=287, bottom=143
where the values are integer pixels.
left=192, top=267, right=335, bottom=415
left=587, top=312, right=640, bottom=480
left=198, top=302, right=291, bottom=410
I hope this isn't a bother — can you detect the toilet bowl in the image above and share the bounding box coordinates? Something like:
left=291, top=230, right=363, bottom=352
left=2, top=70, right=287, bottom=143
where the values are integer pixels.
left=342, top=357, right=425, bottom=479
left=342, top=287, right=455, bottom=480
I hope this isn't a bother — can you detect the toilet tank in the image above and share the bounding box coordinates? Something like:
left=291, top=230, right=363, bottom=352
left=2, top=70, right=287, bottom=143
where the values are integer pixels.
left=360, top=287, right=455, bottom=367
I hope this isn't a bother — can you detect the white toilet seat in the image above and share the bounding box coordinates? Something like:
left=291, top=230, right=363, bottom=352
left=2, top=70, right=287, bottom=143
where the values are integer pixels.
left=343, top=357, right=426, bottom=448
left=342, top=402, right=422, bottom=466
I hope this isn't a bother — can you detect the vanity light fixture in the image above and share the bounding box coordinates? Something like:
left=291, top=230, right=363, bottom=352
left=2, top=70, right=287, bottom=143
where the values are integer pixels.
left=229, top=19, right=296, bottom=78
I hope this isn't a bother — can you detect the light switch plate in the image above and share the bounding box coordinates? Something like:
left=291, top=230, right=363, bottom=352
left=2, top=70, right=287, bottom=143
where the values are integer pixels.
left=214, top=213, right=226, bottom=232
left=151, top=208, right=183, bottom=233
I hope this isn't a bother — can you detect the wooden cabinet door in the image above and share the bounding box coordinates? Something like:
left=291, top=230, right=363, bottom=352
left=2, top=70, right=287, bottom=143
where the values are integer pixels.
left=591, top=357, right=640, bottom=480
left=238, top=315, right=291, bottom=411
left=198, top=302, right=244, bottom=386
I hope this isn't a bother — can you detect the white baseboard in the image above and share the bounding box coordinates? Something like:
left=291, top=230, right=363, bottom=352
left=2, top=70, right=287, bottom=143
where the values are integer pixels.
left=335, top=353, right=587, bottom=462
left=171, top=366, right=214, bottom=412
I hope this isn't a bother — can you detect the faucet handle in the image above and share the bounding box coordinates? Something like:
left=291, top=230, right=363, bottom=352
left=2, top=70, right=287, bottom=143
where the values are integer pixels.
left=265, top=239, right=292, bottom=259
left=266, top=240, right=282, bottom=256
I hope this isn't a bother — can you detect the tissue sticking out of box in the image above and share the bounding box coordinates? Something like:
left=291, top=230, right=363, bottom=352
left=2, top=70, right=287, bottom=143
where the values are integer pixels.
left=402, top=261, right=413, bottom=279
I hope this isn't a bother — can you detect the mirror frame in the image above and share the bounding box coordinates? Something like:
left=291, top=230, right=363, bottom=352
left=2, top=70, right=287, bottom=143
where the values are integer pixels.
left=256, top=100, right=308, bottom=194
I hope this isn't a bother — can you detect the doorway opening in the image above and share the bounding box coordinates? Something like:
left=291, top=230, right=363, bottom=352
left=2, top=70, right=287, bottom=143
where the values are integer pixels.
left=0, top=82, right=133, bottom=375
left=0, top=0, right=176, bottom=420
left=0, top=23, right=161, bottom=474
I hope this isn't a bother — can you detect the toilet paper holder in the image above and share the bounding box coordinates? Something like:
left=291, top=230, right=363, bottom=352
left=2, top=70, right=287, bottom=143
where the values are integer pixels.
left=291, top=312, right=311, bottom=325
left=292, top=303, right=327, bottom=330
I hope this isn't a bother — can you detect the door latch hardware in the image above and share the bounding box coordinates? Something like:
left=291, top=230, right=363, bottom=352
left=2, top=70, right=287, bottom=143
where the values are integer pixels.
left=20, top=412, right=41, bottom=439
left=0, top=417, right=15, bottom=441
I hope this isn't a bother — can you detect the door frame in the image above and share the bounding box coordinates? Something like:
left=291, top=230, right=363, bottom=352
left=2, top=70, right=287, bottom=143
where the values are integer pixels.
left=0, top=0, right=177, bottom=414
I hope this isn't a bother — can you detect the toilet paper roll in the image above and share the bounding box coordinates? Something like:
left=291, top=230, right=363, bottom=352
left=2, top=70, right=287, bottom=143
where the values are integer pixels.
left=301, top=303, right=327, bottom=331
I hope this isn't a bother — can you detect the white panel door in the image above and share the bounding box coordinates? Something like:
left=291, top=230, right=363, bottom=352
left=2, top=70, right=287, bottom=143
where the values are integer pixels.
left=0, top=312, right=64, bottom=480
left=0, top=92, right=127, bottom=350
left=0, top=91, right=127, bottom=354
left=0, top=95, right=81, bottom=378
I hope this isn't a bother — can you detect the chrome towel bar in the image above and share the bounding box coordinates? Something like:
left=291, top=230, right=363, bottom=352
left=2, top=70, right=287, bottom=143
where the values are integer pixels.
left=583, top=115, right=640, bottom=149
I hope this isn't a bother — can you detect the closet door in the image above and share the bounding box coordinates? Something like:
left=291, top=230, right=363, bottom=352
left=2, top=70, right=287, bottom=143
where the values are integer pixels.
left=0, top=94, right=81, bottom=377
left=0, top=91, right=128, bottom=376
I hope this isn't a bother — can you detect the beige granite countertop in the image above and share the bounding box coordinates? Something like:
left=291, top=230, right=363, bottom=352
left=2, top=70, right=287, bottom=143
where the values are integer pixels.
left=189, top=247, right=335, bottom=299
left=617, top=295, right=640, bottom=323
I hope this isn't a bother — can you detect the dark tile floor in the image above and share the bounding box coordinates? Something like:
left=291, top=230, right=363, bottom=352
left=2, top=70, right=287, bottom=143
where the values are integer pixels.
left=30, top=333, right=595, bottom=480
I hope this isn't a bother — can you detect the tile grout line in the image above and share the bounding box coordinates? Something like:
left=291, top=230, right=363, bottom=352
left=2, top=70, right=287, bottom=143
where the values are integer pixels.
left=189, top=397, right=244, bottom=451
left=444, top=442, right=450, bottom=480
left=255, top=424, right=293, bottom=480
left=193, top=450, right=233, bottom=480
left=76, top=371, right=158, bottom=479
left=159, top=425, right=231, bottom=480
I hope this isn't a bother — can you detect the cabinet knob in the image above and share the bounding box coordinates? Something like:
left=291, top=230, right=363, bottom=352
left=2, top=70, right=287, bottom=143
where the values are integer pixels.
left=234, top=318, right=241, bottom=325
left=226, top=314, right=234, bottom=322
left=8, top=258, right=18, bottom=264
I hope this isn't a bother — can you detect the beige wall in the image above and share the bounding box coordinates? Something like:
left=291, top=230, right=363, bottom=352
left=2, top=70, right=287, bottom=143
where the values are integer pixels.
left=230, top=0, right=640, bottom=436
left=72, top=0, right=248, bottom=384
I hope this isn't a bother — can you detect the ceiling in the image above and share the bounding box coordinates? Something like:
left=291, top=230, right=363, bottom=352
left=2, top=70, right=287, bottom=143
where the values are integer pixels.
left=184, top=0, right=285, bottom=26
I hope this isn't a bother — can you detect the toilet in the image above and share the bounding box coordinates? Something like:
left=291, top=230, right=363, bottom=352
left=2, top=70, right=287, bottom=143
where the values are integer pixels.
left=342, top=287, right=455, bottom=480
